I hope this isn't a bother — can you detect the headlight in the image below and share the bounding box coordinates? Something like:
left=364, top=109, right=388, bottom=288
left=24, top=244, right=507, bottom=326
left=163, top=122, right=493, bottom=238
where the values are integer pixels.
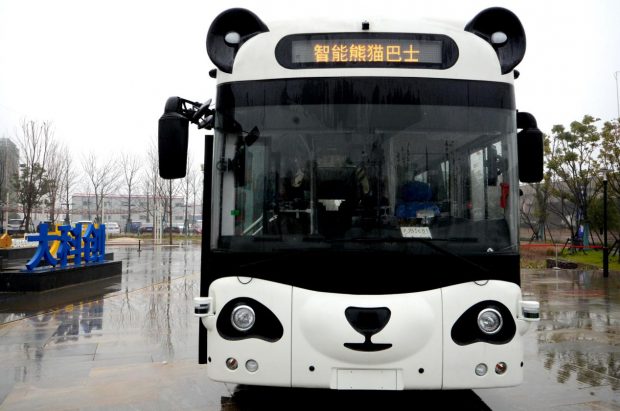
left=231, top=305, right=255, bottom=331
left=477, top=308, right=503, bottom=335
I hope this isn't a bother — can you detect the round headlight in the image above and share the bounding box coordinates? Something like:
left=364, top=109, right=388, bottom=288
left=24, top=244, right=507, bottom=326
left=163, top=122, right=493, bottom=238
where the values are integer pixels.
left=231, top=305, right=255, bottom=331
left=477, top=308, right=503, bottom=335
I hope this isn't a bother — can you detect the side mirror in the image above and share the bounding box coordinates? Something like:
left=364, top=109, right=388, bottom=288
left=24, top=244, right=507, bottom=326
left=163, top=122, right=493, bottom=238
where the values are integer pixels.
left=517, top=112, right=543, bottom=183
left=158, top=111, right=189, bottom=179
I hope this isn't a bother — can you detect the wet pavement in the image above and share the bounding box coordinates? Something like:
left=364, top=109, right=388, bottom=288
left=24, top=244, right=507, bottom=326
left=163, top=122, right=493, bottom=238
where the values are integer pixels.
left=477, top=269, right=620, bottom=410
left=0, top=245, right=618, bottom=410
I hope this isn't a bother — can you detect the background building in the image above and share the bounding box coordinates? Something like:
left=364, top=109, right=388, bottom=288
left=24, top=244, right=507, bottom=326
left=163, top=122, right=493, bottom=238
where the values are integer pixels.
left=0, top=138, right=19, bottom=228
left=71, top=193, right=200, bottom=233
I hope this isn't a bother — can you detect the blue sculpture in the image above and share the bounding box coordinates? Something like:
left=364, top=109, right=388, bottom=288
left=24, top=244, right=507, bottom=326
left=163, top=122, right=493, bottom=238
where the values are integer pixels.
left=56, top=224, right=84, bottom=267
left=25, top=223, right=60, bottom=270
left=25, top=222, right=107, bottom=271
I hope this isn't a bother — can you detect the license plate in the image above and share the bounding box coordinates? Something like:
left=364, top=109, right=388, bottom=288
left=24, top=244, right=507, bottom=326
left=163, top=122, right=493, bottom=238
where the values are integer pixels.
left=336, top=369, right=397, bottom=390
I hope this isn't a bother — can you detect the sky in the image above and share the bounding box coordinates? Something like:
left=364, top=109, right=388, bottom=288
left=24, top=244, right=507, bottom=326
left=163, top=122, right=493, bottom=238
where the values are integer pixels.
left=1, top=0, right=619, bottom=165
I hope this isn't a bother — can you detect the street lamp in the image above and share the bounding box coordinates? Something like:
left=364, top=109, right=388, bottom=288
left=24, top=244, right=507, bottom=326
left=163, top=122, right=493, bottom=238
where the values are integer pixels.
left=603, top=168, right=609, bottom=278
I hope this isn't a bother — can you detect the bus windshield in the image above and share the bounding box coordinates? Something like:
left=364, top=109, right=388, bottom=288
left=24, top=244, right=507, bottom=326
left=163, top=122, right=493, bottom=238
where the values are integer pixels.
left=214, top=77, right=518, bottom=256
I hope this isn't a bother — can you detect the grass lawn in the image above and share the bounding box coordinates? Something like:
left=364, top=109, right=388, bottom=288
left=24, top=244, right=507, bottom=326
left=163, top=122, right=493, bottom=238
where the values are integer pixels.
left=520, top=243, right=620, bottom=272
left=560, top=249, right=620, bottom=271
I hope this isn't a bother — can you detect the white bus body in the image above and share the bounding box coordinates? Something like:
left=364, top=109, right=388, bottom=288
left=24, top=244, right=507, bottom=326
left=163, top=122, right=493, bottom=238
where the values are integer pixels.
left=201, top=278, right=534, bottom=389
left=159, top=7, right=543, bottom=390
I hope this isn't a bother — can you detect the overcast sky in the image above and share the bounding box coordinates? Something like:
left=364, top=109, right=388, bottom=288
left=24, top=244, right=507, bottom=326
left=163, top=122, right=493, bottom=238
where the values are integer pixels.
left=1, top=0, right=619, bottom=164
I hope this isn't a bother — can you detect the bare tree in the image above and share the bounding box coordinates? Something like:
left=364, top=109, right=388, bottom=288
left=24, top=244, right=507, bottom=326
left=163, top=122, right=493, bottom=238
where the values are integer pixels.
left=57, top=150, right=78, bottom=224
left=182, top=154, right=197, bottom=235
left=80, top=181, right=94, bottom=221
left=146, top=138, right=181, bottom=244
left=145, top=141, right=160, bottom=226
left=161, top=179, right=181, bottom=244
left=12, top=119, right=55, bottom=231
left=142, top=178, right=152, bottom=223
left=43, top=141, right=71, bottom=223
left=82, top=152, right=121, bottom=224
left=120, top=153, right=142, bottom=233
left=190, top=167, right=200, bottom=232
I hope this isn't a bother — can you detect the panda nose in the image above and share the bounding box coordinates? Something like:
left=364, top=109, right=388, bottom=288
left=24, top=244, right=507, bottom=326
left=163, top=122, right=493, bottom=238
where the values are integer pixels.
left=345, top=307, right=391, bottom=338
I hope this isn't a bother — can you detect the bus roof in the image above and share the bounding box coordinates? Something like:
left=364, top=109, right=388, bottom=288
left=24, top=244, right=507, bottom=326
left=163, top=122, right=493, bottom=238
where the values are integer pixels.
left=209, top=8, right=524, bottom=85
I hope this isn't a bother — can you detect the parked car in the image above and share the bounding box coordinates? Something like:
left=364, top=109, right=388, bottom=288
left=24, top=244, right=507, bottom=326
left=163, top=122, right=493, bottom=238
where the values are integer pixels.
left=106, top=222, right=121, bottom=235
left=75, top=220, right=94, bottom=227
left=7, top=218, right=26, bottom=235
left=130, top=221, right=143, bottom=233
left=139, top=223, right=153, bottom=234
left=163, top=226, right=181, bottom=234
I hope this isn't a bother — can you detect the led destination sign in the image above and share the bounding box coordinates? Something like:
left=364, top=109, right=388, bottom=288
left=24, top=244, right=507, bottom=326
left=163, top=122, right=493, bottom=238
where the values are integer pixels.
left=294, top=39, right=441, bottom=64
left=276, top=33, right=458, bottom=69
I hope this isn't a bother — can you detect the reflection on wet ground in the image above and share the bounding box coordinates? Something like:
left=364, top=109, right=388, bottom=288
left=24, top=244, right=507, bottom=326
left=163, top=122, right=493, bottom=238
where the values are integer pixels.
left=0, top=246, right=619, bottom=410
left=477, top=269, right=620, bottom=410
left=530, top=269, right=620, bottom=390
left=0, top=244, right=200, bottom=324
left=0, top=245, right=213, bottom=410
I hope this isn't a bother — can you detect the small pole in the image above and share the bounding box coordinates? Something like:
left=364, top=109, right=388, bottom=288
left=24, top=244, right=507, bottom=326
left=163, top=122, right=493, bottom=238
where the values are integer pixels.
left=603, top=170, right=609, bottom=278
left=553, top=243, right=561, bottom=270
left=138, top=239, right=141, bottom=253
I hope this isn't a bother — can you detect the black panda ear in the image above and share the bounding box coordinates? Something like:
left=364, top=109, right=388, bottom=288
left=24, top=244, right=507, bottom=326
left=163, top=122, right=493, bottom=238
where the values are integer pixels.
left=465, top=7, right=526, bottom=75
left=207, top=8, right=269, bottom=74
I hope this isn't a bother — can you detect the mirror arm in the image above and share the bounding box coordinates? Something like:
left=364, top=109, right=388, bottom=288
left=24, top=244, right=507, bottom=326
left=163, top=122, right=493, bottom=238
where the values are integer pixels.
left=164, top=96, right=214, bottom=127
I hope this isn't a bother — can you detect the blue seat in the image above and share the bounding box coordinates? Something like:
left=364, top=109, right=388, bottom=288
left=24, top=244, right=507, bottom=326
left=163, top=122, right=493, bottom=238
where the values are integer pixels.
left=395, top=181, right=440, bottom=219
